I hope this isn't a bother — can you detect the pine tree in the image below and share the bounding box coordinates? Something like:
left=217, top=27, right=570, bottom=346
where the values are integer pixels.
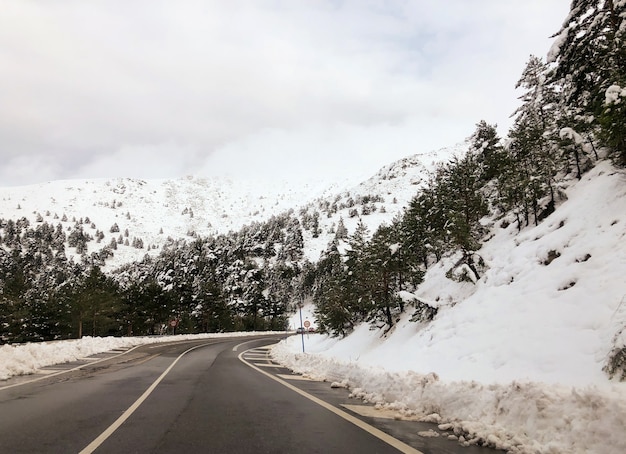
left=363, top=224, right=402, bottom=328
left=335, top=217, right=348, bottom=240
left=312, top=241, right=355, bottom=336
left=282, top=218, right=304, bottom=263
left=548, top=0, right=626, bottom=163
left=440, top=154, right=488, bottom=280
left=470, top=120, right=505, bottom=182
left=599, top=83, right=626, bottom=164
left=68, top=224, right=92, bottom=254
left=504, top=55, right=559, bottom=226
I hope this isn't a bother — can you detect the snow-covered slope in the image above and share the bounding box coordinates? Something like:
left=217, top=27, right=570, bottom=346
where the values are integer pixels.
left=0, top=176, right=339, bottom=268
left=0, top=144, right=461, bottom=268
left=275, top=160, right=626, bottom=453
left=296, top=143, right=462, bottom=261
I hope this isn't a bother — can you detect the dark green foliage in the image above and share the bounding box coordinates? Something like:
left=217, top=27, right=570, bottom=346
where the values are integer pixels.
left=0, top=213, right=301, bottom=342
left=599, top=84, right=626, bottom=165
left=68, top=223, right=92, bottom=254
left=61, top=266, right=121, bottom=338
left=401, top=144, right=488, bottom=282
left=471, top=120, right=506, bottom=182
left=362, top=224, right=407, bottom=328
left=311, top=241, right=358, bottom=337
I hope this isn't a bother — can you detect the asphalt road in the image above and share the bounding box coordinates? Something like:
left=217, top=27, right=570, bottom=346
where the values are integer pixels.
left=0, top=335, right=500, bottom=453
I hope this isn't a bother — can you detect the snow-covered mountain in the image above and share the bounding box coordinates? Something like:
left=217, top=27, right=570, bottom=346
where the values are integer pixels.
left=0, top=144, right=462, bottom=268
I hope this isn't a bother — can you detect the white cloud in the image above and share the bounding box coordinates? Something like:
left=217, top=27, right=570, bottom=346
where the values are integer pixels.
left=71, top=142, right=201, bottom=181
left=0, top=1, right=571, bottom=186
left=200, top=117, right=472, bottom=184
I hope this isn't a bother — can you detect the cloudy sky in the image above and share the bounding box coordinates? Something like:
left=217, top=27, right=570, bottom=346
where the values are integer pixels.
left=0, top=0, right=570, bottom=187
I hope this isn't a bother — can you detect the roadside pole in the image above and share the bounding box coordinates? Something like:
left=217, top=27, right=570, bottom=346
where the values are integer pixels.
left=298, top=303, right=305, bottom=353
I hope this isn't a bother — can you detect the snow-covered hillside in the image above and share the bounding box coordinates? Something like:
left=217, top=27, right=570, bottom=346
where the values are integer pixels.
left=275, top=160, right=626, bottom=453
left=0, top=175, right=337, bottom=268
left=0, top=144, right=461, bottom=268
left=295, top=143, right=462, bottom=261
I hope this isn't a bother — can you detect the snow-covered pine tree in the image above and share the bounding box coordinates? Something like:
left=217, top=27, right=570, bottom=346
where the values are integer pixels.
left=505, top=55, right=559, bottom=225
left=548, top=0, right=626, bottom=163
left=470, top=120, right=505, bottom=182
left=335, top=217, right=348, bottom=240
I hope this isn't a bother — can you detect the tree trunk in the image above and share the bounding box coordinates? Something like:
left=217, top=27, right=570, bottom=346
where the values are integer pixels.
left=573, top=146, right=582, bottom=180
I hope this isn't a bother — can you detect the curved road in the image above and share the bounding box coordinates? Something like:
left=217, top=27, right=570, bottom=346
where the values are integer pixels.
left=0, top=335, right=498, bottom=453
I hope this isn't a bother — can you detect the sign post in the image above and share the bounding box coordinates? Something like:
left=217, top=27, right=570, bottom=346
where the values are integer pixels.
left=298, top=303, right=305, bottom=353
left=170, top=319, right=178, bottom=335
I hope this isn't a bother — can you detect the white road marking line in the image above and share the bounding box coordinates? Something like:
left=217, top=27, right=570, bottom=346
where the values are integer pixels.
left=78, top=342, right=213, bottom=454
left=232, top=339, right=268, bottom=352
left=252, top=363, right=285, bottom=368
left=342, top=404, right=423, bottom=421
left=239, top=350, right=424, bottom=454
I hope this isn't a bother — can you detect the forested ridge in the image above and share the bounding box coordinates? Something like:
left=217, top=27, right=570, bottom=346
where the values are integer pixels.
left=1, top=1, right=624, bottom=350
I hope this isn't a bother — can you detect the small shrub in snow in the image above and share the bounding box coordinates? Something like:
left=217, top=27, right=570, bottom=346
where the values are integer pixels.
left=410, top=300, right=438, bottom=323
left=604, top=347, right=626, bottom=381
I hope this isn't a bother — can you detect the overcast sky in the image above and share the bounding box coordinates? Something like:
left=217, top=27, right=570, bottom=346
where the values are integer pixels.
left=0, top=0, right=570, bottom=187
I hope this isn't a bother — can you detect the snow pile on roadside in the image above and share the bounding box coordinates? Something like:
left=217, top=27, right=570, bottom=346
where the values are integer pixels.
left=0, top=332, right=283, bottom=381
left=273, top=161, right=626, bottom=453
left=273, top=335, right=626, bottom=453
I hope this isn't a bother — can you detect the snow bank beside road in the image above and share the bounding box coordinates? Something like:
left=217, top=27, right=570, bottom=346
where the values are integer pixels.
left=0, top=332, right=284, bottom=381
left=273, top=335, right=626, bottom=454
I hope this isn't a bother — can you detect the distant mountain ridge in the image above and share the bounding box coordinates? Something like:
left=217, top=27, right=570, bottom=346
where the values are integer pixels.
left=0, top=144, right=463, bottom=268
